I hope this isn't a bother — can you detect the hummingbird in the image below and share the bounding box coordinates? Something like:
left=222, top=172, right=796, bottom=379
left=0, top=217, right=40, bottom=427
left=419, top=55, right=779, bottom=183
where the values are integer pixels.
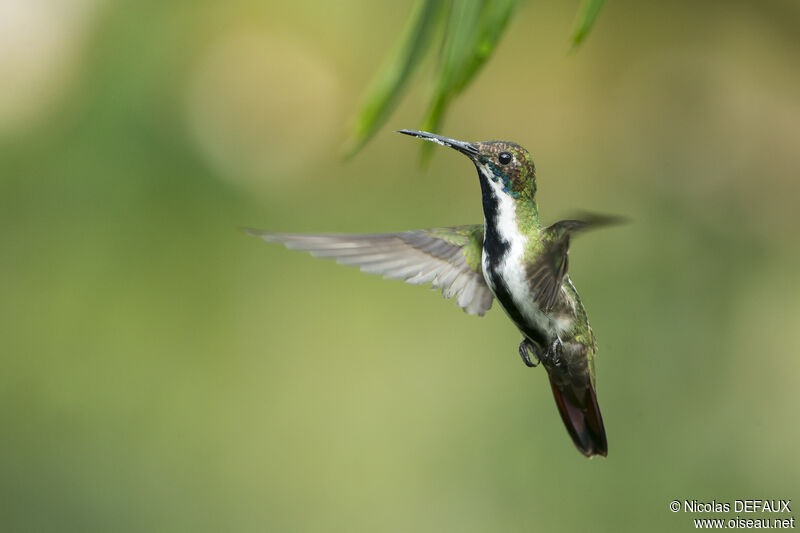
left=249, top=130, right=614, bottom=457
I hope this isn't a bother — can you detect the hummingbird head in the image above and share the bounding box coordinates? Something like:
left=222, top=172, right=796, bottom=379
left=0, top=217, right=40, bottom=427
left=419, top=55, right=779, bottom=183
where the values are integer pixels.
left=397, top=130, right=537, bottom=200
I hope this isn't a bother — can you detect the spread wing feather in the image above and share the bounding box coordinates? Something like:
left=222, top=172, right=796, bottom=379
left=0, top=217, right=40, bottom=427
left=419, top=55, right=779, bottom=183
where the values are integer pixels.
left=247, top=225, right=494, bottom=316
left=528, top=214, right=624, bottom=312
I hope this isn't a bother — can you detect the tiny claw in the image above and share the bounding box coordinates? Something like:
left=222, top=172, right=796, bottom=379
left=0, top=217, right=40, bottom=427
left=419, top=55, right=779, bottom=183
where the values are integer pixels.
left=519, top=339, right=540, bottom=368
left=547, top=337, right=564, bottom=367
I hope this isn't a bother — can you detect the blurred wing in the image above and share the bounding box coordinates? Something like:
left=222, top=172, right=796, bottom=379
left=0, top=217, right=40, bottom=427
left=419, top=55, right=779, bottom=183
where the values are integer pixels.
left=247, top=225, right=494, bottom=316
left=528, top=214, right=624, bottom=312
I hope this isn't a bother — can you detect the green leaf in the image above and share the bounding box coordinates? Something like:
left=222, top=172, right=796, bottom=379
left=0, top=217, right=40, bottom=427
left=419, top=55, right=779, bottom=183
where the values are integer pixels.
left=570, top=0, right=605, bottom=48
left=420, top=0, right=517, bottom=161
left=343, top=0, right=446, bottom=158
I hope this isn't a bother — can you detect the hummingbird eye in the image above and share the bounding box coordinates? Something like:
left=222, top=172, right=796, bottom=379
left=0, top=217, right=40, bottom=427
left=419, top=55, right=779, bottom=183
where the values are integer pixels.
left=498, top=151, right=512, bottom=165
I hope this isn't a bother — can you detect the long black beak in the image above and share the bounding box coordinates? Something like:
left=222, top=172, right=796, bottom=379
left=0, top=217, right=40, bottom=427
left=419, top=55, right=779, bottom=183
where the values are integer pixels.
left=397, top=130, right=480, bottom=159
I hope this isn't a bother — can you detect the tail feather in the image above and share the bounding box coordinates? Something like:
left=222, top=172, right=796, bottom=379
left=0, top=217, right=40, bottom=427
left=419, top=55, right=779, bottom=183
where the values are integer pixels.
left=549, top=376, right=608, bottom=457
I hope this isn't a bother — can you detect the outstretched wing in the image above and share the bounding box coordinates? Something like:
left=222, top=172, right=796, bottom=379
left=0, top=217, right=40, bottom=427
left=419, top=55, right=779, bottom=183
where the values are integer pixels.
left=528, top=214, right=624, bottom=312
left=247, top=225, right=494, bottom=316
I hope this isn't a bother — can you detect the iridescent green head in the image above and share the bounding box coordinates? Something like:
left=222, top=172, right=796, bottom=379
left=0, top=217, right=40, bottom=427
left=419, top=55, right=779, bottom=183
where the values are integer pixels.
left=398, top=130, right=537, bottom=200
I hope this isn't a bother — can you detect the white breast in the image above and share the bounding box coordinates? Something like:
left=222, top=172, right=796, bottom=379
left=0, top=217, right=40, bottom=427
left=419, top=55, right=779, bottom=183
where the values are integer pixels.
left=479, top=167, right=559, bottom=336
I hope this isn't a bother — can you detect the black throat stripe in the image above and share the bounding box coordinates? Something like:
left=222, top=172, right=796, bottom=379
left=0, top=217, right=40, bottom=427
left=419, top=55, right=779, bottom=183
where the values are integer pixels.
left=477, top=169, right=549, bottom=347
left=478, top=171, right=510, bottom=261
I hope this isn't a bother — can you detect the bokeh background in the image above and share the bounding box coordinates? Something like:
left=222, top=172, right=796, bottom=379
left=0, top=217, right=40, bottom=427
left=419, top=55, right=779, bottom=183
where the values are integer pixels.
left=1, top=0, right=798, bottom=531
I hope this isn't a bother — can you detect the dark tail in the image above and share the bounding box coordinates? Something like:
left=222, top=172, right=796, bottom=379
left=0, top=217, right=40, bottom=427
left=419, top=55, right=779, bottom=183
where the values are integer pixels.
left=548, top=375, right=608, bottom=458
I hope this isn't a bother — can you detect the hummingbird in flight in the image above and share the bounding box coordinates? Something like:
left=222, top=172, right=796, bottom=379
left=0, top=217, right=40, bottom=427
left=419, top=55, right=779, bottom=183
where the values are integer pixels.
left=249, top=130, right=615, bottom=457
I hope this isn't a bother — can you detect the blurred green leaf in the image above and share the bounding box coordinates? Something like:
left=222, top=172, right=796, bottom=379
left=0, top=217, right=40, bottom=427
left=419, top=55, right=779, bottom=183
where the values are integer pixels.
left=343, top=0, right=446, bottom=158
left=346, top=0, right=604, bottom=159
left=570, top=0, right=605, bottom=48
left=419, top=1, right=481, bottom=147
left=420, top=0, right=517, bottom=161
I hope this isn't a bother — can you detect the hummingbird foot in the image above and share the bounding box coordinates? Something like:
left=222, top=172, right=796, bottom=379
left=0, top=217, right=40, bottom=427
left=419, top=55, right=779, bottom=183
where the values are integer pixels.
left=518, top=339, right=541, bottom=368
left=543, top=337, right=564, bottom=367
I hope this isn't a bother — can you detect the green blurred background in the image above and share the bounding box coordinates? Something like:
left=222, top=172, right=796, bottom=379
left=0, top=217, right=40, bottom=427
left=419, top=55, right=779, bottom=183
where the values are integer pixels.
left=1, top=0, right=798, bottom=531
